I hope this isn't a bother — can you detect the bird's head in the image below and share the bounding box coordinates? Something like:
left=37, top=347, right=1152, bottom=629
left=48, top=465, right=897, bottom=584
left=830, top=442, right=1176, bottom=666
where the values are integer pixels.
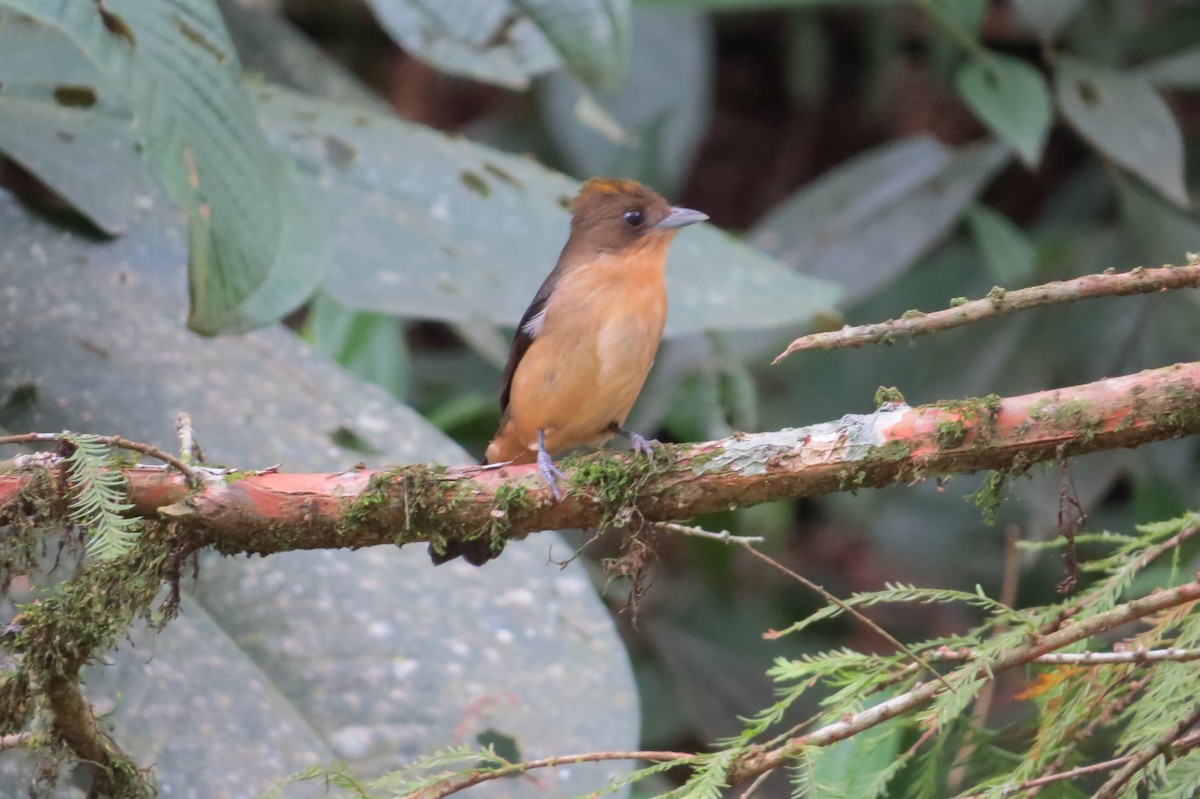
left=566, top=178, right=708, bottom=255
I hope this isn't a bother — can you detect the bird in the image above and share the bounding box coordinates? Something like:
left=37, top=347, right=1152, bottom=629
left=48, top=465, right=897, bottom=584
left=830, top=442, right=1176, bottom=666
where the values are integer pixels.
left=430, top=178, right=708, bottom=566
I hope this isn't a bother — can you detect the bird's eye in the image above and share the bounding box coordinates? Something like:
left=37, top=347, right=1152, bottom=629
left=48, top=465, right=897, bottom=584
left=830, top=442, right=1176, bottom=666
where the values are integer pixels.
left=623, top=209, right=645, bottom=228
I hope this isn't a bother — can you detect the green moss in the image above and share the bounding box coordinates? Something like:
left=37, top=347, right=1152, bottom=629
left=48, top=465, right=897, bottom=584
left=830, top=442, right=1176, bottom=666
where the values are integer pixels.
left=930, top=394, right=1005, bottom=448
left=986, top=286, right=1007, bottom=309
left=487, top=482, right=532, bottom=552
left=949, top=296, right=969, bottom=307
left=571, top=450, right=666, bottom=527
left=874, top=386, right=906, bottom=407
left=863, top=440, right=912, bottom=463
left=935, top=419, right=968, bottom=449
left=900, top=309, right=925, bottom=320
left=967, top=470, right=1007, bottom=525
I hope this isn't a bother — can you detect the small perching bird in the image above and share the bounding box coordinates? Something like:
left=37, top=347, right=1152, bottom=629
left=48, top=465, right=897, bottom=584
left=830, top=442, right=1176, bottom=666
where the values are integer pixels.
left=431, top=178, right=707, bottom=566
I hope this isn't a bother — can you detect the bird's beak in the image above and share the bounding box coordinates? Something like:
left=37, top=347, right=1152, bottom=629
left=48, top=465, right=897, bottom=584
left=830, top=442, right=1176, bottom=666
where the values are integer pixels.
left=657, top=206, right=709, bottom=229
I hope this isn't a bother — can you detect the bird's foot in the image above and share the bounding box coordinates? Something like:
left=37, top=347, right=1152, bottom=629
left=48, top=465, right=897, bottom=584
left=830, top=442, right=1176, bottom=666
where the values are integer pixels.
left=608, top=422, right=660, bottom=461
left=536, top=429, right=566, bottom=502
left=537, top=447, right=566, bottom=502
left=628, top=432, right=660, bottom=460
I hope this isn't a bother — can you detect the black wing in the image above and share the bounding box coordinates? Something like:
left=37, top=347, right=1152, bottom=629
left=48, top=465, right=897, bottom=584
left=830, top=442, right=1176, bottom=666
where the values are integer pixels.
left=498, top=266, right=561, bottom=413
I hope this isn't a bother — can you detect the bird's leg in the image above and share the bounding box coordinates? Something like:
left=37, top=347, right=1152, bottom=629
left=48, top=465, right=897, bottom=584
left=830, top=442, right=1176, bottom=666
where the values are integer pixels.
left=537, top=429, right=566, bottom=502
left=606, top=422, right=660, bottom=460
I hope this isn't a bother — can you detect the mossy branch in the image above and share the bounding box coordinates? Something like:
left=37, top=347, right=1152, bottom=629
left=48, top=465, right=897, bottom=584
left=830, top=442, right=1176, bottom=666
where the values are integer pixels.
left=3, top=361, right=1198, bottom=559
left=774, top=263, right=1200, bottom=362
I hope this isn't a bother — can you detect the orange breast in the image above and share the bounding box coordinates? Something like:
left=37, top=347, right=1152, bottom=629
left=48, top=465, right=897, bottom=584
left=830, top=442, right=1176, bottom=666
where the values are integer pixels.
left=498, top=244, right=669, bottom=458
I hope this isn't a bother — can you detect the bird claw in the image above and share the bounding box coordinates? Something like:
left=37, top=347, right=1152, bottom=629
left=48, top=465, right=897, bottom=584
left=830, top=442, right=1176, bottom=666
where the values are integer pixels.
left=628, top=432, right=660, bottom=460
left=537, top=447, right=566, bottom=502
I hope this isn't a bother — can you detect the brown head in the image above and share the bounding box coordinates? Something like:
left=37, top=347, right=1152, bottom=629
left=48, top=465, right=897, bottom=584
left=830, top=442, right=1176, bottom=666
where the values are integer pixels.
left=564, top=178, right=708, bottom=257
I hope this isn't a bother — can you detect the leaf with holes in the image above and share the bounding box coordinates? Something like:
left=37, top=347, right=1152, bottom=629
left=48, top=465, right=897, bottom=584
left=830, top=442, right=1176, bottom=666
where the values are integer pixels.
left=0, top=11, right=156, bottom=234
left=1056, top=57, right=1188, bottom=207
left=2, top=0, right=328, bottom=334
left=956, top=52, right=1051, bottom=168
left=750, top=136, right=1010, bottom=306
left=362, top=0, right=630, bottom=92
left=1011, top=0, right=1083, bottom=40
left=254, top=86, right=839, bottom=336
left=539, top=6, right=713, bottom=195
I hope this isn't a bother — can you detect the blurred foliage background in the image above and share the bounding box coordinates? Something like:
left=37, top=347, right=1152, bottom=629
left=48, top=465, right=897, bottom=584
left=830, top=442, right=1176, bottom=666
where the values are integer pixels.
left=3, top=0, right=1200, bottom=796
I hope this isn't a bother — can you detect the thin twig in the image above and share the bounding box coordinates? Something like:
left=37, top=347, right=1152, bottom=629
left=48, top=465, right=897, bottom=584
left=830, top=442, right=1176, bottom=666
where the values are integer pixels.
left=655, top=521, right=765, bottom=545
left=958, top=728, right=1200, bottom=798
left=948, top=526, right=1022, bottom=792
left=397, top=750, right=695, bottom=799
left=0, top=432, right=199, bottom=486
left=1092, top=703, right=1200, bottom=799
left=928, top=647, right=1200, bottom=666
left=737, top=768, right=775, bottom=799
left=727, top=577, right=1200, bottom=785
left=1026, top=675, right=1151, bottom=798
left=736, top=543, right=953, bottom=692
left=774, top=264, right=1200, bottom=362
left=174, top=412, right=204, bottom=466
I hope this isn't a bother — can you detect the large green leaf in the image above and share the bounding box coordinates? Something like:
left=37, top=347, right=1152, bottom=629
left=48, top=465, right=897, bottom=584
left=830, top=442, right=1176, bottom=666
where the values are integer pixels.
left=955, top=52, right=1051, bottom=168
left=750, top=136, right=1010, bottom=305
left=965, top=203, right=1037, bottom=285
left=1138, top=45, right=1200, bottom=89
left=253, top=86, right=839, bottom=336
left=1, top=0, right=327, bottom=334
left=0, top=12, right=155, bottom=234
left=363, top=0, right=631, bottom=93
left=635, top=0, right=897, bottom=8
left=515, top=0, right=632, bottom=93
left=1011, top=0, right=1083, bottom=40
left=1115, top=173, right=1200, bottom=269
left=0, top=187, right=638, bottom=797
left=539, top=6, right=713, bottom=195
left=1056, top=56, right=1188, bottom=207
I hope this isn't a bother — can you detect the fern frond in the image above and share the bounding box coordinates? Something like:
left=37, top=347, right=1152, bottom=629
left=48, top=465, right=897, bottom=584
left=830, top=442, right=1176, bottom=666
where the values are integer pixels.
left=769, top=584, right=1014, bottom=640
left=65, top=434, right=141, bottom=560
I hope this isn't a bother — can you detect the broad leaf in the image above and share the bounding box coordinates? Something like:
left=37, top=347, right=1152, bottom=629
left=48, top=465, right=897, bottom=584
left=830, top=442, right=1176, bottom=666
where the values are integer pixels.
left=1, top=0, right=328, bottom=335
left=930, top=0, right=987, bottom=36
left=539, top=6, right=713, bottom=195
left=1115, top=173, right=1200, bottom=269
left=750, top=136, right=1010, bottom=305
left=956, top=52, right=1051, bottom=168
left=252, top=86, right=840, bottom=336
left=0, top=187, right=638, bottom=796
left=1056, top=57, right=1188, bottom=207
left=1138, top=45, right=1200, bottom=89
left=515, top=0, right=632, bottom=93
left=636, top=0, right=897, bottom=8
left=1011, top=0, right=1084, bottom=40
left=306, top=291, right=409, bottom=401
left=362, top=0, right=631, bottom=92
left=0, top=12, right=155, bottom=234
left=965, top=204, right=1037, bottom=285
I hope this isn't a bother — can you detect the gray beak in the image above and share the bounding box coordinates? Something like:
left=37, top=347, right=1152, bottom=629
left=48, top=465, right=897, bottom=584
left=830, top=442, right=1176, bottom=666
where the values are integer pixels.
left=657, top=206, right=709, bottom=229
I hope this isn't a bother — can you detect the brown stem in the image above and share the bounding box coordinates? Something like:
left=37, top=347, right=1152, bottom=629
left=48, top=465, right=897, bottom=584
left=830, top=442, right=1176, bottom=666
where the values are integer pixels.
left=957, top=728, right=1200, bottom=798
left=0, top=432, right=198, bottom=486
left=400, top=750, right=695, bottom=799
left=45, top=676, right=151, bottom=798
left=774, top=264, right=1200, bottom=362
left=727, top=577, right=1200, bottom=784
left=3, top=361, right=1198, bottom=559
left=1092, top=703, right=1200, bottom=799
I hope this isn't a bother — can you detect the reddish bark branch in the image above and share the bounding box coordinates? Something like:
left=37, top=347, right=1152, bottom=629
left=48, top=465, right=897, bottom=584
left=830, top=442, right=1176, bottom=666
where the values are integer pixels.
left=2, top=362, right=1199, bottom=557
left=774, top=264, right=1200, bottom=362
